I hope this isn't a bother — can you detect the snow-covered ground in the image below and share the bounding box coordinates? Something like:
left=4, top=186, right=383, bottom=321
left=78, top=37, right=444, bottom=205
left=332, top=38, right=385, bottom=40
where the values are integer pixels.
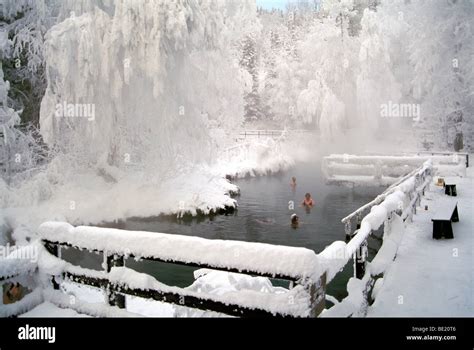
left=20, top=302, right=90, bottom=318
left=367, top=166, right=473, bottom=317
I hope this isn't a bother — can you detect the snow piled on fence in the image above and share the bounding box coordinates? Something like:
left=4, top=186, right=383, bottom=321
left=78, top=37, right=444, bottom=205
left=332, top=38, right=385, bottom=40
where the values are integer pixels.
left=108, top=266, right=311, bottom=317
left=38, top=221, right=322, bottom=281
left=318, top=160, right=432, bottom=283
left=14, top=240, right=313, bottom=317
left=189, top=268, right=288, bottom=295
left=323, top=153, right=465, bottom=186
left=32, top=268, right=296, bottom=318
left=369, top=214, right=405, bottom=276
left=3, top=221, right=321, bottom=317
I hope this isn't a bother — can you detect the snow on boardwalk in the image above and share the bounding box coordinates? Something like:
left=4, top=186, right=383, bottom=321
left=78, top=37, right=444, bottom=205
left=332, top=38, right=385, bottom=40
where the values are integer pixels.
left=368, top=166, right=473, bottom=317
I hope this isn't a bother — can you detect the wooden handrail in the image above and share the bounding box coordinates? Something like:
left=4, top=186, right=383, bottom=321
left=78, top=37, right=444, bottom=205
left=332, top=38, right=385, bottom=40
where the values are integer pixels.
left=40, top=230, right=326, bottom=318
left=43, top=239, right=301, bottom=282
left=63, top=271, right=318, bottom=318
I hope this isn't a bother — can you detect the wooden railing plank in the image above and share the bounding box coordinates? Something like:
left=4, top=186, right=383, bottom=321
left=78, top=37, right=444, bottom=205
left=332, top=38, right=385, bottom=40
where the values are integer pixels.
left=42, top=239, right=304, bottom=283
left=64, top=272, right=298, bottom=318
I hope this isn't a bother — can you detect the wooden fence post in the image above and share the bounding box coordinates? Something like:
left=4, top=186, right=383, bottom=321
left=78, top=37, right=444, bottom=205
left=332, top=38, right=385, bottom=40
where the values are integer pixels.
left=350, top=233, right=368, bottom=279
left=344, top=220, right=352, bottom=241
left=43, top=241, right=60, bottom=290
left=306, top=273, right=327, bottom=317
left=106, top=254, right=126, bottom=309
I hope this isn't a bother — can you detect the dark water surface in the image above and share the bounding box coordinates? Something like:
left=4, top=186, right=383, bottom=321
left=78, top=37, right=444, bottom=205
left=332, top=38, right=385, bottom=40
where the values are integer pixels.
left=62, top=160, right=385, bottom=301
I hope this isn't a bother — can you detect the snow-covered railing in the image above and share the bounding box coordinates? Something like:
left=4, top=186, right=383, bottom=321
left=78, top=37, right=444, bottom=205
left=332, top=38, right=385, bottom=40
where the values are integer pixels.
left=408, top=151, right=469, bottom=168
left=240, top=130, right=286, bottom=138
left=322, top=153, right=463, bottom=186
left=340, top=160, right=432, bottom=233
left=38, top=222, right=327, bottom=318
left=319, top=160, right=433, bottom=317
left=239, top=129, right=312, bottom=139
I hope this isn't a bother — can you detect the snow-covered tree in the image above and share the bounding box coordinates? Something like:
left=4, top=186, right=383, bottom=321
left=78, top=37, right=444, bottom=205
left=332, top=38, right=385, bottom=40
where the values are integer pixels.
left=404, top=0, right=474, bottom=150
left=0, top=0, right=61, bottom=125
left=0, top=1, right=52, bottom=184
left=293, top=0, right=360, bottom=138
left=356, top=8, right=402, bottom=133
left=0, top=56, right=47, bottom=185
left=258, top=9, right=306, bottom=125
left=240, top=33, right=264, bottom=121
left=39, top=0, right=257, bottom=180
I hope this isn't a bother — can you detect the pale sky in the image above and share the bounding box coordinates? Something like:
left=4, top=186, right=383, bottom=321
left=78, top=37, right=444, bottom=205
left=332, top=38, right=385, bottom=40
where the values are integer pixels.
left=256, top=0, right=289, bottom=10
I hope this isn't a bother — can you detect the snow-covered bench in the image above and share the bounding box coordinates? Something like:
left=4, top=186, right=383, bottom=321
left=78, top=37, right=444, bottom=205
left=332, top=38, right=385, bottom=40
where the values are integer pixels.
left=444, top=183, right=457, bottom=196
left=431, top=198, right=459, bottom=239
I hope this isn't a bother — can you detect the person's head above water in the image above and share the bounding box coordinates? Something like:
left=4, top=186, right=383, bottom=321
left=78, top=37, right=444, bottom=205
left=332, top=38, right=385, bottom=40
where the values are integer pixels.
left=292, top=177, right=296, bottom=183
left=305, top=193, right=311, bottom=199
left=291, top=213, right=299, bottom=224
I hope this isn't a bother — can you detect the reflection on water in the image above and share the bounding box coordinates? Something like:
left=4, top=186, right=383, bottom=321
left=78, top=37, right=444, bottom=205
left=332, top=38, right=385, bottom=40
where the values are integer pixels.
left=62, top=160, right=385, bottom=302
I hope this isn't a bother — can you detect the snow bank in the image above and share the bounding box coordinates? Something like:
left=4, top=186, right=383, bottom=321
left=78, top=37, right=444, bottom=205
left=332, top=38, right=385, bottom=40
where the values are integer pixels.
left=213, top=134, right=307, bottom=179
left=19, top=301, right=90, bottom=318
left=42, top=288, right=140, bottom=318
left=3, top=165, right=238, bottom=229
left=126, top=295, right=176, bottom=317
left=38, top=222, right=322, bottom=281
left=1, top=133, right=303, bottom=245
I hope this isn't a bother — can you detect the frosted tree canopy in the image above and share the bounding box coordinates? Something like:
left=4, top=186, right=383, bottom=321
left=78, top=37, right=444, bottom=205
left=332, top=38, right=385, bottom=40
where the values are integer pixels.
left=36, top=0, right=257, bottom=178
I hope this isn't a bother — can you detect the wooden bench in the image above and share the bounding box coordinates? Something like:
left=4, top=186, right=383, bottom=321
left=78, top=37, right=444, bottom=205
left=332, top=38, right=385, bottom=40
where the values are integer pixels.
left=444, top=184, right=457, bottom=196
left=431, top=198, right=459, bottom=239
